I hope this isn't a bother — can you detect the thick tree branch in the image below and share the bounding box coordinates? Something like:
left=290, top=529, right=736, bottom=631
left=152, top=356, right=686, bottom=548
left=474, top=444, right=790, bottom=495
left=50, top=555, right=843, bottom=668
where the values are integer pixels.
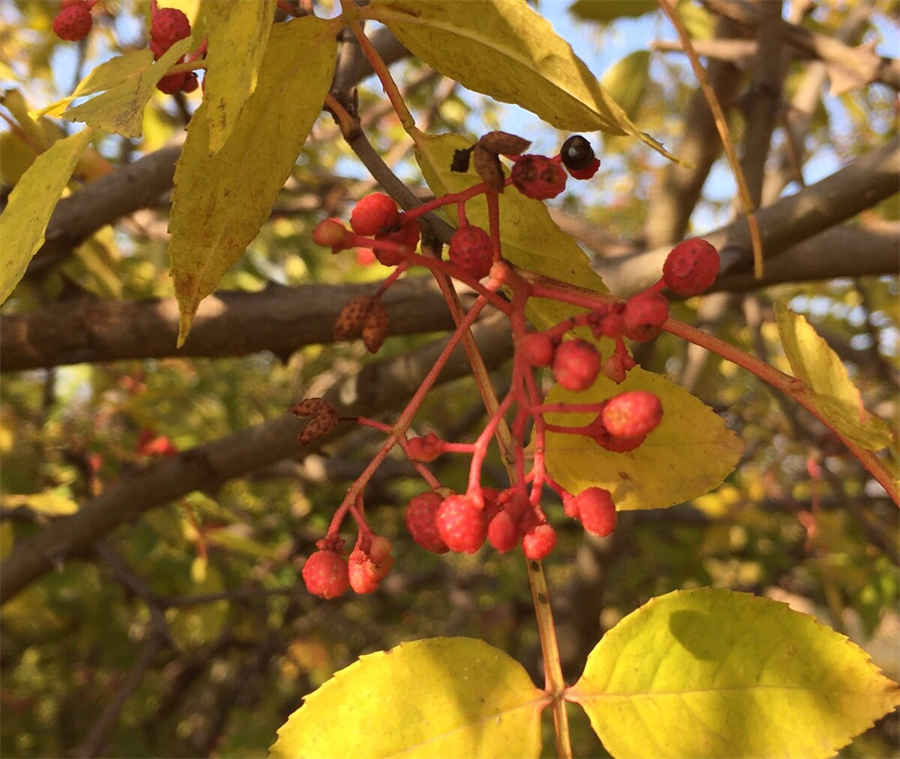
left=598, top=138, right=900, bottom=293
left=1, top=276, right=456, bottom=372
left=0, top=313, right=512, bottom=603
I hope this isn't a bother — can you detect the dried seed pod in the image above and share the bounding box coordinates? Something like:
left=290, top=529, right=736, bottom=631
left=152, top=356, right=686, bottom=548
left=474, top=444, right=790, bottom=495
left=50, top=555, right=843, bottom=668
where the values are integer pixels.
left=333, top=295, right=374, bottom=340
left=472, top=144, right=505, bottom=193
left=361, top=299, right=389, bottom=353
left=477, top=130, right=531, bottom=156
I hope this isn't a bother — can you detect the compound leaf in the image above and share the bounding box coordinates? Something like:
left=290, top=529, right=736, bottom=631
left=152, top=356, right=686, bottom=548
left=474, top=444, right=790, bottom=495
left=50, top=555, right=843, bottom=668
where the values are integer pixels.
left=775, top=303, right=894, bottom=451
left=61, top=40, right=192, bottom=138
left=201, top=0, right=276, bottom=153
left=413, top=130, right=606, bottom=328
left=0, top=127, right=93, bottom=304
left=569, top=587, right=900, bottom=759
left=368, top=0, right=675, bottom=160
left=168, top=16, right=337, bottom=346
left=544, top=366, right=742, bottom=510
left=270, top=637, right=544, bottom=759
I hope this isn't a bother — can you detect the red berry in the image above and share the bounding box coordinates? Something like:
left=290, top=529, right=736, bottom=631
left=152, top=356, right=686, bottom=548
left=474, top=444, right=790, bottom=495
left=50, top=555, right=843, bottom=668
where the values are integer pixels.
left=449, top=225, right=493, bottom=280
left=373, top=214, right=419, bottom=266
left=552, top=339, right=601, bottom=391
left=663, top=238, right=720, bottom=296
left=583, top=411, right=647, bottom=452
left=575, top=488, right=616, bottom=536
left=602, top=390, right=662, bottom=440
left=568, top=159, right=601, bottom=180
left=487, top=511, right=519, bottom=553
left=522, top=523, right=556, bottom=560
left=313, top=218, right=352, bottom=251
left=520, top=332, right=555, bottom=367
left=181, top=71, right=199, bottom=93
left=511, top=155, right=567, bottom=200
left=405, top=493, right=448, bottom=554
left=407, top=433, right=443, bottom=463
left=623, top=291, right=669, bottom=341
left=156, top=71, right=188, bottom=94
left=562, top=492, right=579, bottom=519
left=302, top=550, right=349, bottom=599
left=150, top=8, right=191, bottom=58
left=53, top=3, right=92, bottom=41
left=348, top=536, right=394, bottom=594
left=436, top=495, right=486, bottom=554
left=350, top=193, right=400, bottom=236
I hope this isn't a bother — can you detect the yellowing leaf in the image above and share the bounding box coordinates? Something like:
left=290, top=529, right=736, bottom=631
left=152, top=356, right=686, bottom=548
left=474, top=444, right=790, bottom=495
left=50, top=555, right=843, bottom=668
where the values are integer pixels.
left=201, top=0, right=276, bottom=153
left=169, top=16, right=337, bottom=346
left=569, top=0, right=657, bottom=23
left=61, top=40, right=192, bottom=138
left=4, top=487, right=78, bottom=516
left=413, top=130, right=607, bottom=329
left=544, top=367, right=743, bottom=510
left=600, top=51, right=650, bottom=121
left=39, top=49, right=157, bottom=118
left=270, top=637, right=545, bottom=759
left=569, top=588, right=900, bottom=759
left=0, top=128, right=93, bottom=305
left=776, top=303, right=894, bottom=451
left=367, top=0, right=676, bottom=160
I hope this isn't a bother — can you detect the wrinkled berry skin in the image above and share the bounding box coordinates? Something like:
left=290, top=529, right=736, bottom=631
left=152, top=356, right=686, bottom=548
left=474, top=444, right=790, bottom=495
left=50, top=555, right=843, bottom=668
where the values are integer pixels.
left=150, top=7, right=191, bottom=58
left=53, top=2, right=93, bottom=41
left=575, top=488, right=617, bottom=536
left=405, top=493, right=448, bottom=553
left=436, top=495, right=486, bottom=554
left=407, top=433, right=443, bottom=463
left=449, top=225, right=493, bottom=280
left=520, top=332, right=555, bottom=367
left=302, top=550, right=349, bottom=599
left=602, top=390, right=663, bottom=440
left=663, top=238, right=720, bottom=296
left=511, top=155, right=567, bottom=200
left=351, top=193, right=400, bottom=236
left=522, top=523, right=556, bottom=560
left=623, top=292, right=669, bottom=341
left=552, top=339, right=601, bottom=391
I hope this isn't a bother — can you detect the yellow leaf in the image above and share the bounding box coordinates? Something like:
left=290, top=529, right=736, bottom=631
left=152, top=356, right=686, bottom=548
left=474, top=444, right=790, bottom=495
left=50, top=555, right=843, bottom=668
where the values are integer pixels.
left=4, top=486, right=78, bottom=516
left=413, top=130, right=607, bottom=328
left=169, top=16, right=337, bottom=346
left=61, top=39, right=192, bottom=138
left=39, top=49, right=157, bottom=118
left=570, top=588, right=900, bottom=759
left=775, top=303, right=894, bottom=451
left=201, top=0, right=276, bottom=153
left=367, top=0, right=676, bottom=160
left=0, top=128, right=93, bottom=305
left=600, top=50, right=650, bottom=121
left=270, top=637, right=545, bottom=759
left=2, top=89, right=52, bottom=150
left=544, top=367, right=743, bottom=510
left=569, top=0, right=657, bottom=23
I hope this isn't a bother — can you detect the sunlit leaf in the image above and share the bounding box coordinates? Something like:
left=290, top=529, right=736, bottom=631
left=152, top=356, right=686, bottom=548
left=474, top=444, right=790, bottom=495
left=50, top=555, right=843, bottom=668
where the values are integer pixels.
left=544, top=366, right=743, bottom=510
left=201, top=0, right=276, bottom=153
left=168, top=16, right=337, bottom=345
left=569, top=0, right=657, bottom=23
left=413, top=130, right=606, bottom=328
left=270, top=637, right=545, bottom=759
left=3, top=486, right=78, bottom=516
left=776, top=303, right=894, bottom=451
left=570, top=588, right=900, bottom=759
left=0, top=127, right=93, bottom=304
left=61, top=40, right=193, bottom=138
left=368, top=0, right=676, bottom=160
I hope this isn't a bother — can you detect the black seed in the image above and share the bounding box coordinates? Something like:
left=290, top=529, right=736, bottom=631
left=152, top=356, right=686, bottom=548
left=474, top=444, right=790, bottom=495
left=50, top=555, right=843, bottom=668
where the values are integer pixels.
left=561, top=135, right=595, bottom=171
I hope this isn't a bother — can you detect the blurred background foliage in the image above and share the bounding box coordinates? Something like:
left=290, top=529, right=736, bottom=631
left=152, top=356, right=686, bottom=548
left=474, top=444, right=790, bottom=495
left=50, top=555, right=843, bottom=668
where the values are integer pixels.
left=1, top=0, right=898, bottom=756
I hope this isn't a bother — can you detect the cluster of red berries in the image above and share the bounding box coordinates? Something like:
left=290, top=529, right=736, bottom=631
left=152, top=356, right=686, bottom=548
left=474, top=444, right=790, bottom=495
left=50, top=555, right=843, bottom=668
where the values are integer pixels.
left=301, top=134, right=721, bottom=599
left=52, top=2, right=200, bottom=95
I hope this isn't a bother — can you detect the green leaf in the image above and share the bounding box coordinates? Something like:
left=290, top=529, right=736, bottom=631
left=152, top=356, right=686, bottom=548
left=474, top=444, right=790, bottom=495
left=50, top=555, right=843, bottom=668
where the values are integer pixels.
left=569, top=0, right=657, bottom=23
left=368, top=0, right=676, bottom=160
left=775, top=303, right=894, bottom=451
left=168, top=16, right=337, bottom=346
left=569, top=587, right=900, bottom=759
left=270, top=637, right=544, bottom=759
left=544, top=366, right=743, bottom=510
left=600, top=50, right=651, bottom=121
left=201, top=0, right=276, bottom=153
left=413, top=130, right=607, bottom=329
left=3, top=486, right=78, bottom=516
left=0, top=128, right=93, bottom=305
left=61, top=40, right=193, bottom=138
